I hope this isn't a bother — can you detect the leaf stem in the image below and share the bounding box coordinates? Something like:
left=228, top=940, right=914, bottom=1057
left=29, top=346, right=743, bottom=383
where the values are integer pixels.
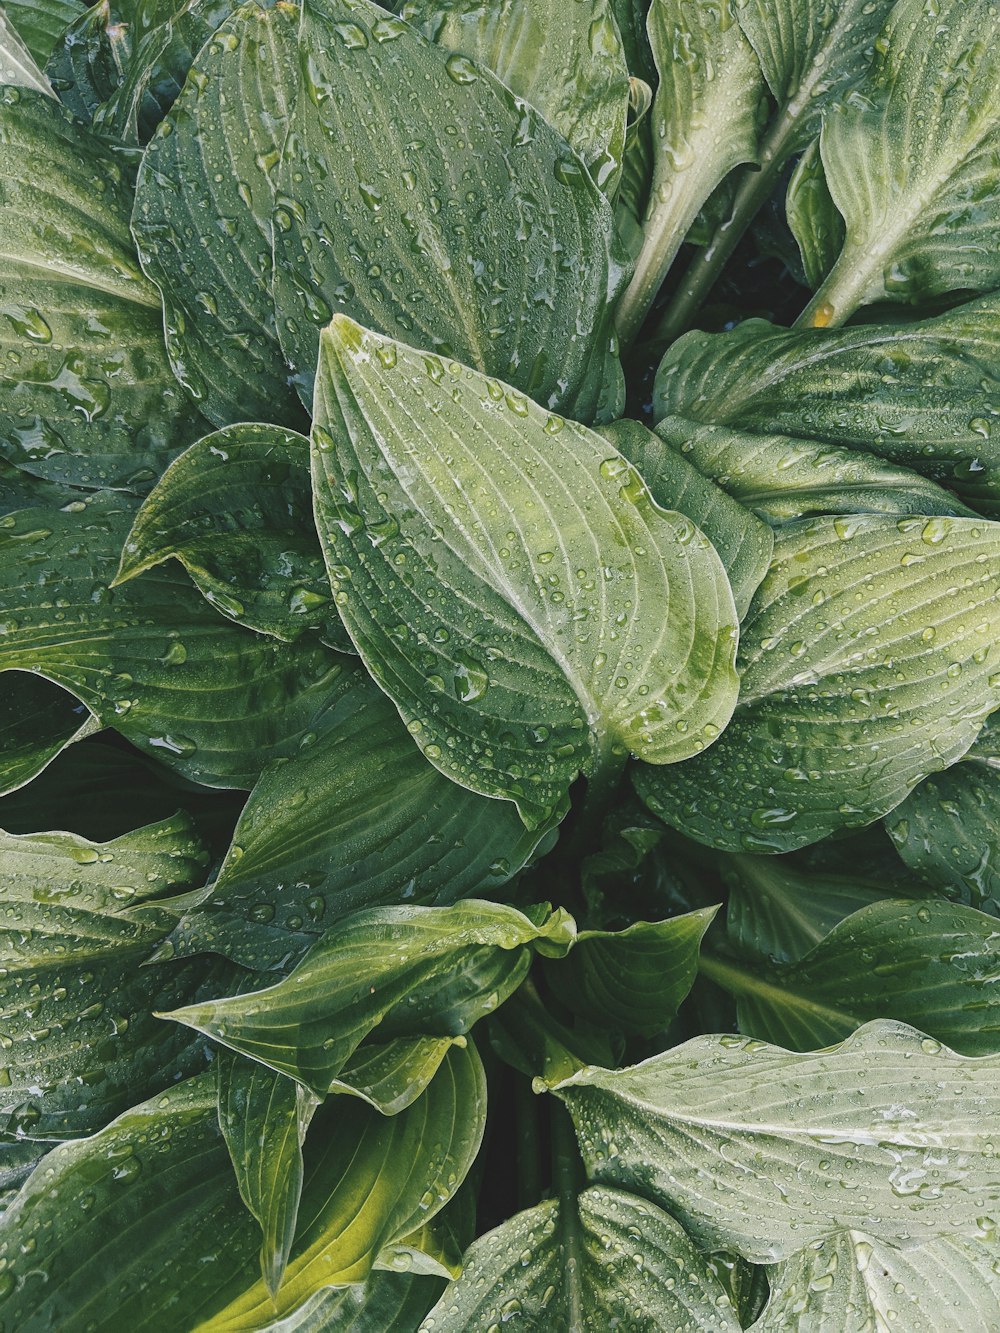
left=514, top=1073, right=543, bottom=1212
left=795, top=246, right=871, bottom=329
left=551, top=1101, right=585, bottom=1328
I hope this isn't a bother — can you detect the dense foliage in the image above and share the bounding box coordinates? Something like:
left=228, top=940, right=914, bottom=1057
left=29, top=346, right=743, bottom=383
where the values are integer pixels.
left=2, top=0, right=1000, bottom=1327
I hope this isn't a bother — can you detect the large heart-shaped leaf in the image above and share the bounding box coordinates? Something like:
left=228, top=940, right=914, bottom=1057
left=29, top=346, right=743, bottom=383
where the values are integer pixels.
left=420, top=1185, right=741, bottom=1331
left=885, top=713, right=1000, bottom=917
left=0, top=492, right=360, bottom=789
left=165, top=900, right=575, bottom=1095
left=753, top=1230, right=1000, bottom=1332
left=799, top=0, right=1000, bottom=326
left=634, top=514, right=1000, bottom=853
left=115, top=423, right=352, bottom=651
left=400, top=0, right=630, bottom=193
left=653, top=296, right=1000, bottom=518
left=703, top=898, right=1000, bottom=1053
left=169, top=681, right=548, bottom=971
left=550, top=1021, right=1000, bottom=1263
left=614, top=0, right=765, bottom=345
left=272, top=0, right=627, bottom=425
left=0, top=89, right=208, bottom=491
left=312, top=317, right=740, bottom=829
left=131, top=0, right=306, bottom=429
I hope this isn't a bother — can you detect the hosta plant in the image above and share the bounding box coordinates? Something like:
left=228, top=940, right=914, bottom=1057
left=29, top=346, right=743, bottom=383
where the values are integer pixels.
left=3, top=0, right=1000, bottom=1327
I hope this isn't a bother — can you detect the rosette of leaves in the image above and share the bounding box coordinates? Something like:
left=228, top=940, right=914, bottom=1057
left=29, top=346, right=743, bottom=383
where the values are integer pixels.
left=3, top=0, right=1000, bottom=1328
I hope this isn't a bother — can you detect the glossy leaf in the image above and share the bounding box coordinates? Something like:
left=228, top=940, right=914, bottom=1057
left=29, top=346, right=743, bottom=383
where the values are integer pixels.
left=653, top=296, right=1000, bottom=518
left=169, top=682, right=547, bottom=971
left=653, top=413, right=974, bottom=526
left=634, top=514, right=1000, bottom=853
left=132, top=0, right=306, bottom=429
left=420, top=1185, right=741, bottom=1331
left=704, top=898, right=1000, bottom=1054
left=400, top=0, right=630, bottom=192
left=218, top=1053, right=319, bottom=1298
left=800, top=0, right=1000, bottom=326
left=313, top=318, right=740, bottom=829
left=551, top=1021, right=1000, bottom=1263
left=44, top=0, right=135, bottom=123
left=0, top=492, right=360, bottom=789
left=754, top=1230, right=1000, bottom=1332
left=256, top=1273, right=443, bottom=1332
left=329, top=1036, right=467, bottom=1115
left=0, top=7, right=54, bottom=92
left=614, top=0, right=765, bottom=345
left=543, top=907, right=717, bottom=1037
left=0, top=88, right=207, bottom=490
left=885, top=713, right=1000, bottom=917
left=786, top=134, right=845, bottom=289
left=115, top=423, right=352, bottom=651
left=0, top=672, right=98, bottom=797
left=165, top=900, right=575, bottom=1096
left=2, top=0, right=82, bottom=63
left=272, top=0, right=627, bottom=425
left=601, top=417, right=774, bottom=618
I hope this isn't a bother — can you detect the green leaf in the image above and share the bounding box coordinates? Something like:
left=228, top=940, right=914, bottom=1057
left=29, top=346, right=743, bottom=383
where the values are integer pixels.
left=542, top=907, right=717, bottom=1038
left=754, top=1230, right=1000, bottom=1332
left=720, top=835, right=930, bottom=965
left=634, top=514, right=1000, bottom=853
left=44, top=0, right=135, bottom=123
left=218, top=1053, right=319, bottom=1299
left=0, top=492, right=360, bottom=789
left=0, top=6, right=54, bottom=91
left=169, top=682, right=548, bottom=971
left=420, top=1185, right=741, bottom=1331
left=885, top=713, right=1000, bottom=916
left=653, top=412, right=974, bottom=526
left=704, top=898, right=1000, bottom=1054
left=613, top=73, right=654, bottom=261
left=614, top=0, right=765, bottom=345
left=0, top=672, right=98, bottom=797
left=0, top=89, right=209, bottom=491
left=201, top=1041, right=487, bottom=1327
left=400, top=0, right=630, bottom=193
left=313, top=317, right=740, bottom=829
left=132, top=0, right=306, bottom=430
left=256, top=1273, right=444, bottom=1332
left=2, top=0, right=82, bottom=64
left=330, top=1036, right=467, bottom=1115
left=165, top=899, right=574, bottom=1096
left=272, top=0, right=627, bottom=426
left=115, top=423, right=353, bottom=652
left=601, top=417, right=774, bottom=618
left=653, top=296, right=1000, bottom=518
left=551, top=1021, right=1000, bottom=1263
left=786, top=135, right=845, bottom=290
left=799, top=0, right=1000, bottom=327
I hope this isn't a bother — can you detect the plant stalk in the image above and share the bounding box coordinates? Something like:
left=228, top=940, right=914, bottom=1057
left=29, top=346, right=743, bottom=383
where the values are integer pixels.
left=551, top=1101, right=585, bottom=1329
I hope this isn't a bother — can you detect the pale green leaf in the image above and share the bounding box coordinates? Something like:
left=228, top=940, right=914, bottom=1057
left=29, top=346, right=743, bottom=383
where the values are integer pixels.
left=704, top=898, right=1000, bottom=1053
left=0, top=88, right=208, bottom=490
left=218, top=1054, right=319, bottom=1299
left=400, top=0, right=629, bottom=193
left=313, top=318, right=739, bottom=829
left=115, top=423, right=353, bottom=652
left=653, top=412, right=974, bottom=526
left=0, top=7, right=53, bottom=91
left=168, top=681, right=548, bottom=971
left=420, top=1185, right=741, bottom=1331
left=0, top=492, right=361, bottom=789
left=165, top=900, right=575, bottom=1096
left=132, top=0, right=306, bottom=429
left=786, top=135, right=845, bottom=289
left=885, top=712, right=1000, bottom=917
left=800, top=0, right=1000, bottom=327
left=634, top=514, right=1000, bottom=853
left=272, top=0, right=627, bottom=426
left=551, top=1021, right=1000, bottom=1263
left=543, top=907, right=718, bottom=1037
left=600, top=417, right=774, bottom=618
left=653, top=296, right=1000, bottom=518
left=2, top=0, right=82, bottom=63
left=614, top=0, right=765, bottom=345
left=754, top=1230, right=1000, bottom=1333
left=0, top=672, right=98, bottom=797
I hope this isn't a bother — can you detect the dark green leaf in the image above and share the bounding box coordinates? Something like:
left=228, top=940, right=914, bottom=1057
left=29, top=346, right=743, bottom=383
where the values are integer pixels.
left=165, top=900, right=575, bottom=1095
left=115, top=423, right=352, bottom=651
left=0, top=672, right=97, bottom=797
left=3, top=0, right=83, bottom=64
left=634, top=515, right=1000, bottom=852
left=313, top=318, right=740, bottom=829
left=786, top=134, right=845, bottom=289
left=256, top=1273, right=444, bottom=1332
